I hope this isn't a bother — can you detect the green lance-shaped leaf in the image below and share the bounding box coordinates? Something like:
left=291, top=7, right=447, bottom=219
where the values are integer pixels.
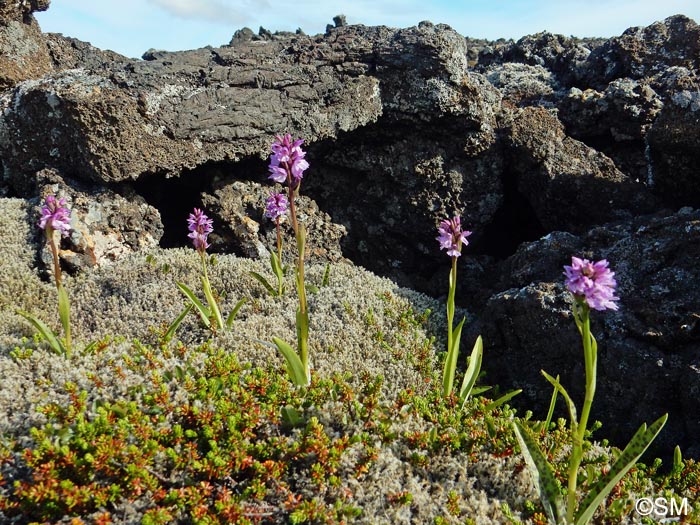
left=513, top=420, right=565, bottom=525
left=458, top=335, right=483, bottom=409
left=16, top=310, right=67, bottom=356
left=270, top=252, right=284, bottom=283
left=542, top=370, right=579, bottom=433
left=543, top=374, right=560, bottom=433
left=250, top=271, right=278, bottom=296
left=322, top=262, right=331, bottom=287
left=163, top=304, right=193, bottom=344
left=574, top=413, right=668, bottom=525
left=484, top=389, right=522, bottom=412
left=442, top=316, right=466, bottom=396
left=225, top=298, right=247, bottom=329
left=177, top=282, right=211, bottom=327
left=201, top=274, right=224, bottom=329
left=272, top=337, right=309, bottom=387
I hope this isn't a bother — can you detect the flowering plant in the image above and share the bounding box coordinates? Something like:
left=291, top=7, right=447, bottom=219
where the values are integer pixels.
left=436, top=216, right=483, bottom=406
left=513, top=256, right=667, bottom=525
left=176, top=208, right=245, bottom=332
left=18, top=195, right=72, bottom=357
left=250, top=192, right=288, bottom=297
left=267, top=134, right=311, bottom=386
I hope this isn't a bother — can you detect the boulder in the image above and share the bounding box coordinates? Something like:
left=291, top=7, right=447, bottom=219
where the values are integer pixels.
left=576, top=15, right=700, bottom=90
left=473, top=208, right=700, bottom=457
left=0, top=0, right=52, bottom=89
left=506, top=107, right=658, bottom=232
left=648, top=89, right=700, bottom=207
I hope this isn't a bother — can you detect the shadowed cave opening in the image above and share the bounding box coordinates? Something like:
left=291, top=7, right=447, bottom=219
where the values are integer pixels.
left=131, top=157, right=268, bottom=250
left=130, top=154, right=547, bottom=291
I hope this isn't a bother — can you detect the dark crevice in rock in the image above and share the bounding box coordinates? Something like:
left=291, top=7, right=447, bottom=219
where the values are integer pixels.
left=480, top=166, right=546, bottom=259
left=130, top=157, right=269, bottom=251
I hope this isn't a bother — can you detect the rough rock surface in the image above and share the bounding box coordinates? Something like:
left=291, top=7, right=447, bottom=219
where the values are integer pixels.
left=1, top=7, right=699, bottom=459
left=0, top=0, right=52, bottom=89
left=472, top=208, right=700, bottom=458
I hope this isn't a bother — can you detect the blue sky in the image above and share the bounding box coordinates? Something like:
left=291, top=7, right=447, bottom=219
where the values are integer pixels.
left=36, top=0, right=700, bottom=59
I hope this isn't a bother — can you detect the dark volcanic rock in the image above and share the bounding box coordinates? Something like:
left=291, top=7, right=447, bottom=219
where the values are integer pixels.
left=577, top=15, right=700, bottom=90
left=200, top=179, right=347, bottom=264
left=473, top=208, right=700, bottom=457
left=0, top=0, right=52, bottom=89
left=648, top=89, right=700, bottom=207
left=506, top=107, right=658, bottom=232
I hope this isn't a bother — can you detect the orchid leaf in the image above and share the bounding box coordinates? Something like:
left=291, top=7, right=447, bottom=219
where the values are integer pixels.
left=542, top=370, right=578, bottom=431
left=250, top=271, right=277, bottom=296
left=484, top=389, right=522, bottom=412
left=201, top=275, right=224, bottom=329
left=270, top=252, right=284, bottom=281
left=176, top=282, right=210, bottom=327
left=575, top=414, right=668, bottom=525
left=513, top=420, right=565, bottom=525
left=442, top=316, right=465, bottom=396
left=458, top=335, right=483, bottom=409
left=543, top=374, right=560, bottom=433
left=322, top=263, right=331, bottom=287
left=16, top=310, right=66, bottom=356
left=163, top=304, right=193, bottom=344
left=225, top=298, right=247, bottom=329
left=272, top=337, right=309, bottom=386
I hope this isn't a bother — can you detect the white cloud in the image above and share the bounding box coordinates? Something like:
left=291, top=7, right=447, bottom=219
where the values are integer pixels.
left=146, top=0, right=269, bottom=26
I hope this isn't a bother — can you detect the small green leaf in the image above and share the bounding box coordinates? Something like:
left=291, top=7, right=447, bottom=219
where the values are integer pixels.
left=16, top=310, right=66, bottom=356
left=484, top=389, right=522, bottom=412
left=250, top=271, right=277, bottom=296
left=542, top=370, right=578, bottom=431
left=272, top=337, right=309, bottom=386
left=163, top=304, right=193, bottom=344
left=322, top=262, right=331, bottom=287
left=513, top=420, right=565, bottom=525
left=458, top=335, right=483, bottom=409
left=575, top=414, right=668, bottom=525
left=442, top=316, right=466, bottom=397
left=673, top=445, right=683, bottom=473
left=305, top=284, right=320, bottom=294
left=225, top=298, right=247, bottom=328
left=543, top=374, right=560, bottom=433
left=201, top=275, right=224, bottom=330
left=176, top=282, right=210, bottom=327
left=270, top=252, right=284, bottom=280
left=281, top=405, right=305, bottom=428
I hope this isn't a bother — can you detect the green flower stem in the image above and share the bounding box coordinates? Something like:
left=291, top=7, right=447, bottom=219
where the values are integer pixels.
left=442, top=255, right=458, bottom=397
left=275, top=217, right=284, bottom=296
left=200, top=251, right=224, bottom=330
left=288, top=184, right=309, bottom=382
left=47, top=226, right=71, bottom=354
left=566, top=300, right=595, bottom=524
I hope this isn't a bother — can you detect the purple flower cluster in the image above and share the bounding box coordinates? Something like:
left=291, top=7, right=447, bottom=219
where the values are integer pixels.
left=436, top=216, right=472, bottom=258
left=38, top=195, right=71, bottom=237
left=265, top=192, right=289, bottom=221
left=187, top=208, right=213, bottom=253
left=268, top=134, right=309, bottom=187
left=564, top=256, right=619, bottom=311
